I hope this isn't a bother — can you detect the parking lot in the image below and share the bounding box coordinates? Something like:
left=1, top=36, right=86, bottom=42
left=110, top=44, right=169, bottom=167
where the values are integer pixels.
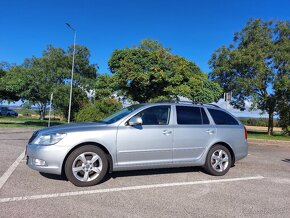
left=0, top=128, right=289, bottom=217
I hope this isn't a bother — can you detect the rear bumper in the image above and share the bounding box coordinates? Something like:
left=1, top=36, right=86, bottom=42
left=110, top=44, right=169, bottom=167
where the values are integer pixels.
left=26, top=143, right=71, bottom=175
left=235, top=140, right=248, bottom=161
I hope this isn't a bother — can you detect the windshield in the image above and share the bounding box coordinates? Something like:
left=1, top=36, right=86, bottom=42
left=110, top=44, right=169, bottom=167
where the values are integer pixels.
left=102, top=104, right=144, bottom=124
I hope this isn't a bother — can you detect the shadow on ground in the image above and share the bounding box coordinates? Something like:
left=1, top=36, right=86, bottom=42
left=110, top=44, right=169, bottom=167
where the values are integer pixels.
left=39, top=166, right=204, bottom=185
left=282, top=159, right=290, bottom=163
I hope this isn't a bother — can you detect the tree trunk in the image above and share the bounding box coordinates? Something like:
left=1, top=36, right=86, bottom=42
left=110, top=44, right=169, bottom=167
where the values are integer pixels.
left=267, top=111, right=274, bottom=135
left=38, top=103, right=47, bottom=120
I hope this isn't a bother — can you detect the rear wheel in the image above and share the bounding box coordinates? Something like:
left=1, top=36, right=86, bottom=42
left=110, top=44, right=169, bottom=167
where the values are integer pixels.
left=204, top=144, right=232, bottom=176
left=65, top=145, right=108, bottom=187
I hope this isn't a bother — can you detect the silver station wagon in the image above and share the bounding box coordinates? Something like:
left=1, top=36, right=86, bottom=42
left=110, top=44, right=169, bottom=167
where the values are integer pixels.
left=26, top=103, right=248, bottom=187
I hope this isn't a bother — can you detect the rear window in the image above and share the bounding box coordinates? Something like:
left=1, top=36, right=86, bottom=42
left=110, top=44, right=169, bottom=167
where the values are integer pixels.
left=176, top=106, right=202, bottom=125
left=208, top=108, right=239, bottom=125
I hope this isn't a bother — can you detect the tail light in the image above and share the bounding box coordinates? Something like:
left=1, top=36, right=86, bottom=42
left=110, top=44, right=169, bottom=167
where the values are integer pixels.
left=244, top=126, right=248, bottom=140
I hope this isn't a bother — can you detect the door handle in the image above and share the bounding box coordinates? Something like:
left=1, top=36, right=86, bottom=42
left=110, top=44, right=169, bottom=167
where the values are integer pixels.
left=206, top=129, right=215, bottom=134
left=163, top=130, right=172, bottom=135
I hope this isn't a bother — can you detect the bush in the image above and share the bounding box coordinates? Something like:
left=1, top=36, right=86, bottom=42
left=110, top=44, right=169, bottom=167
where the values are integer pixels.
left=239, top=118, right=279, bottom=127
left=75, top=98, right=122, bottom=122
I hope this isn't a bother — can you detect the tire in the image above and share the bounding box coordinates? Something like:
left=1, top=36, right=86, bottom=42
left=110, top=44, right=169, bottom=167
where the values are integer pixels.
left=65, top=145, right=108, bottom=187
left=204, top=144, right=232, bottom=176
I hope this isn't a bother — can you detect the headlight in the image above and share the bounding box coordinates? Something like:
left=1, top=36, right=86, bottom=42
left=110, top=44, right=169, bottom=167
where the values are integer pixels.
left=33, top=133, right=67, bottom=145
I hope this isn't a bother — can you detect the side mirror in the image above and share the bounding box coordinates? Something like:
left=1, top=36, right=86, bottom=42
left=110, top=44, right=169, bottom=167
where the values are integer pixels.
left=128, top=116, right=143, bottom=126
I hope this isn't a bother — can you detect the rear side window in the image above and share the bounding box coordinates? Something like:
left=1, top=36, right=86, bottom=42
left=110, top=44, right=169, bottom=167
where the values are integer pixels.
left=208, top=109, right=239, bottom=125
left=176, top=106, right=202, bottom=125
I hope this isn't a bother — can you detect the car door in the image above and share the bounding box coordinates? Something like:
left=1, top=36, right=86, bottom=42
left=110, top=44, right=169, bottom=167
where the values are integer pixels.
left=173, top=106, right=216, bottom=163
left=116, top=105, right=173, bottom=166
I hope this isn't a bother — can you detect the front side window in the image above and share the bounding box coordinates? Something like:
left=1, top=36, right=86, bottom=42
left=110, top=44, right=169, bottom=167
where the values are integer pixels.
left=176, top=106, right=202, bottom=125
left=133, top=106, right=171, bottom=125
left=208, top=108, right=239, bottom=125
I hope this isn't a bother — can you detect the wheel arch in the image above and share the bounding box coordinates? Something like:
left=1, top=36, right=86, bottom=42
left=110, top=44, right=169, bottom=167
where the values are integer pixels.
left=210, top=142, right=235, bottom=166
left=61, top=142, right=114, bottom=176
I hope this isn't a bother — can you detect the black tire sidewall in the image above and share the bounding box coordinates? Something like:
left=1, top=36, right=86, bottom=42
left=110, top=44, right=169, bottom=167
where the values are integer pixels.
left=65, top=145, right=108, bottom=187
left=205, top=145, right=232, bottom=176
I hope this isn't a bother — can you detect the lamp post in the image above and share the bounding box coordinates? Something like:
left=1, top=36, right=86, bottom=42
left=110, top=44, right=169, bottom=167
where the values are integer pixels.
left=66, top=23, right=76, bottom=123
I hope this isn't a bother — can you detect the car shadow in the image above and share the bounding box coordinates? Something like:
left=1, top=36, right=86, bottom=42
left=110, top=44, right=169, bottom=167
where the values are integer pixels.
left=109, top=166, right=202, bottom=179
left=282, top=159, right=290, bottom=163
left=39, top=166, right=203, bottom=184
left=101, top=166, right=204, bottom=184
left=39, top=172, right=68, bottom=181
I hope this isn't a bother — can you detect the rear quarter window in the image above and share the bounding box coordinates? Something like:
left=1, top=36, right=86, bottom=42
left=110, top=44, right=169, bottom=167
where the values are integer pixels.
left=208, top=108, right=239, bottom=125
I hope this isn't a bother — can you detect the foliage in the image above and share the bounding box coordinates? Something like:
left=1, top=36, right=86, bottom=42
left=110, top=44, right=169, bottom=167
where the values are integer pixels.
left=109, top=39, right=222, bottom=103
left=18, top=108, right=33, bottom=117
left=52, top=84, right=89, bottom=121
left=0, top=45, right=98, bottom=120
left=75, top=98, right=122, bottom=122
left=239, top=118, right=279, bottom=127
left=273, top=21, right=290, bottom=136
left=209, top=19, right=290, bottom=135
left=0, top=62, right=20, bottom=102
left=94, top=74, right=117, bottom=100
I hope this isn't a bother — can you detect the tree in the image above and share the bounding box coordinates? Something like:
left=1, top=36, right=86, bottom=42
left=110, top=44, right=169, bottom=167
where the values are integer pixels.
left=109, top=39, right=222, bottom=103
left=75, top=98, right=122, bottom=122
left=273, top=21, right=290, bottom=135
left=1, top=45, right=98, bottom=120
left=0, top=62, right=20, bottom=102
left=94, top=74, right=117, bottom=101
left=209, top=19, right=290, bottom=135
left=52, top=84, right=89, bottom=120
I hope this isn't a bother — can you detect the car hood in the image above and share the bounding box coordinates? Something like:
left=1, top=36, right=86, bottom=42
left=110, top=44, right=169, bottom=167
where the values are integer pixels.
left=34, top=122, right=108, bottom=135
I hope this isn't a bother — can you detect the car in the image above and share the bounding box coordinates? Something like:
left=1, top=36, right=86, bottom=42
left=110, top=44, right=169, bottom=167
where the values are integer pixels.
left=26, top=102, right=248, bottom=187
left=0, top=107, right=18, bottom=117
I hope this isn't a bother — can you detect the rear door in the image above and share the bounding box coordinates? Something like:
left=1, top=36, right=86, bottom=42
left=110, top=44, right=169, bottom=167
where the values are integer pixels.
left=173, top=106, right=216, bottom=162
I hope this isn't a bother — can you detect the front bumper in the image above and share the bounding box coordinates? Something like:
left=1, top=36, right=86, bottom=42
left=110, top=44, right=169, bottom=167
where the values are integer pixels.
left=26, top=143, right=71, bottom=175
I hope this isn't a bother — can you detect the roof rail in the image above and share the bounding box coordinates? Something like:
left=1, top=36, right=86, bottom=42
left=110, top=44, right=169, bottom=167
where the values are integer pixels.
left=155, top=100, right=176, bottom=103
left=204, top=103, right=220, bottom=108
left=155, top=101, right=221, bottom=108
left=178, top=100, right=195, bottom=104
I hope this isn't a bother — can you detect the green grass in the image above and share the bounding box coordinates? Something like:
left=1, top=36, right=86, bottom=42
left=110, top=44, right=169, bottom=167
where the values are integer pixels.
left=14, top=108, right=38, bottom=116
left=248, top=131, right=290, bottom=141
left=0, top=117, right=64, bottom=128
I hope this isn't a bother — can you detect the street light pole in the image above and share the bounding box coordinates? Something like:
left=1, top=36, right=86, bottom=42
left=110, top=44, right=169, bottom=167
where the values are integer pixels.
left=66, top=23, right=76, bottom=123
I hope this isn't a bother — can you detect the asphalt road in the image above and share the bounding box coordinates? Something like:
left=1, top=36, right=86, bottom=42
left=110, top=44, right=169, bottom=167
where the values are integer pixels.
left=0, top=128, right=289, bottom=217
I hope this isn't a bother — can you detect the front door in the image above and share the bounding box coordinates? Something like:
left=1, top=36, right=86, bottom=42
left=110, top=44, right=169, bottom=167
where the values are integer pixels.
left=116, top=105, right=173, bottom=166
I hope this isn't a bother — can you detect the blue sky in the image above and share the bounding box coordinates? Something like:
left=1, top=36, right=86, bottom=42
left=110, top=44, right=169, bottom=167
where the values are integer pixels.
left=1, top=0, right=289, bottom=75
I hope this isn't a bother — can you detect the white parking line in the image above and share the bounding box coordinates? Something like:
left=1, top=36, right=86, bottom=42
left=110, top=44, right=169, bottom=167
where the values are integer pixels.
left=0, top=175, right=264, bottom=203
left=0, top=150, right=25, bottom=190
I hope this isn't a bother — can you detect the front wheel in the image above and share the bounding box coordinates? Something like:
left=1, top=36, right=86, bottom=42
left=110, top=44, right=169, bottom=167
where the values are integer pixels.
left=204, top=145, right=232, bottom=176
left=65, top=145, right=108, bottom=187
